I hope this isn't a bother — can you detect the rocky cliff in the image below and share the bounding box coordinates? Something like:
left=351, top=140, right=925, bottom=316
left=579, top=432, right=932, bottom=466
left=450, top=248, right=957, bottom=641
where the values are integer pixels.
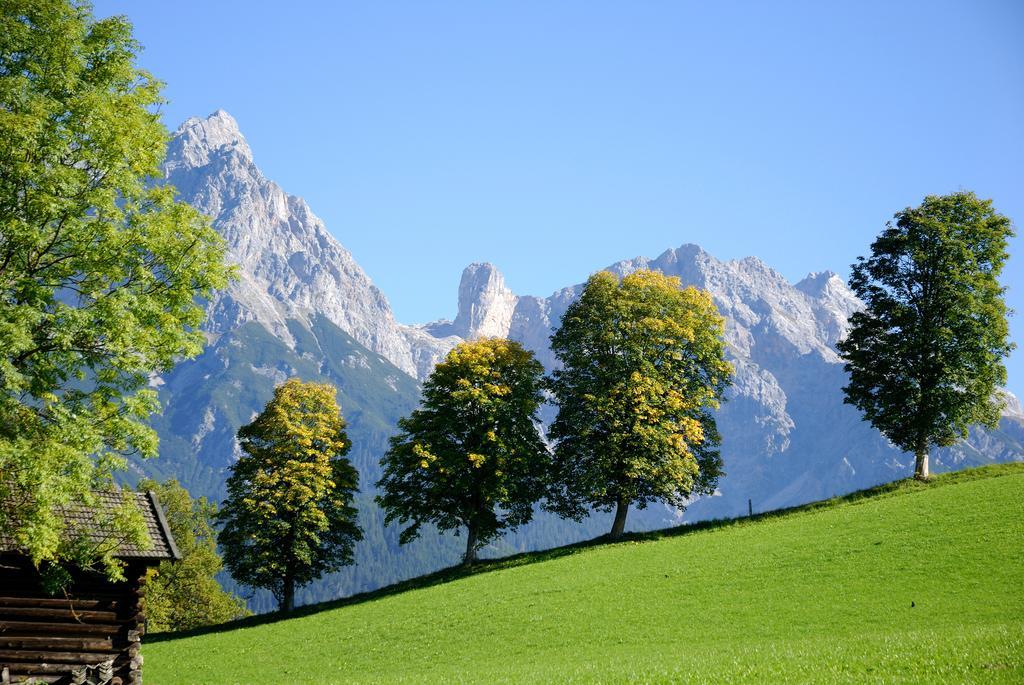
left=164, top=110, right=459, bottom=381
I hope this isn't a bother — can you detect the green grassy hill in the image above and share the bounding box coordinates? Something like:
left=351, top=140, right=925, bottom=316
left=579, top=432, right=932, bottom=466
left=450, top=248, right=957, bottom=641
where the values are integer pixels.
left=148, top=464, right=1024, bottom=684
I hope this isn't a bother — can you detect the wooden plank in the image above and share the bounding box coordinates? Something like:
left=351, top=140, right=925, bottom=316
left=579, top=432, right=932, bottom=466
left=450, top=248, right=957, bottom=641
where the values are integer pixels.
left=0, top=636, right=117, bottom=651
left=7, top=671, right=63, bottom=679
left=5, top=662, right=79, bottom=676
left=0, top=588, right=123, bottom=599
left=0, top=606, right=119, bottom=622
left=0, top=596, right=120, bottom=610
left=0, top=619, right=122, bottom=636
left=4, top=655, right=103, bottom=671
left=0, top=649, right=115, bottom=664
left=6, top=659, right=131, bottom=680
left=4, top=663, right=76, bottom=674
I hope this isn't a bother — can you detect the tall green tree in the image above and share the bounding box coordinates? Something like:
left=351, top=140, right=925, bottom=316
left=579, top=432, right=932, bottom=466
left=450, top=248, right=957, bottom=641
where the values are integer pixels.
left=377, top=339, right=549, bottom=565
left=0, top=0, right=230, bottom=576
left=217, top=378, right=362, bottom=612
left=138, top=479, right=249, bottom=632
left=546, top=270, right=733, bottom=538
left=837, top=192, right=1015, bottom=480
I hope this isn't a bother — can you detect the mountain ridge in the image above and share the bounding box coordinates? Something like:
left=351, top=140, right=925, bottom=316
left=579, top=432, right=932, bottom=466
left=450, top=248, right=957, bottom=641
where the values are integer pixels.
left=141, top=109, right=1023, bottom=608
left=165, top=110, right=459, bottom=381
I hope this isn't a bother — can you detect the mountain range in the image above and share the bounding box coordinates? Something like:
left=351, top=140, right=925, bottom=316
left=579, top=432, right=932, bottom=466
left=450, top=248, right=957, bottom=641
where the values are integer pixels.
left=138, top=110, right=1024, bottom=610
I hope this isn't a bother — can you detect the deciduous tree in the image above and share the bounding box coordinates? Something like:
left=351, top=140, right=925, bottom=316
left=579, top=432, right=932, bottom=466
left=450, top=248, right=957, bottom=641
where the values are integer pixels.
left=377, top=339, right=549, bottom=565
left=217, top=379, right=361, bottom=612
left=838, top=192, right=1015, bottom=480
left=139, top=479, right=249, bottom=632
left=546, top=270, right=732, bottom=538
left=0, top=0, right=230, bottom=576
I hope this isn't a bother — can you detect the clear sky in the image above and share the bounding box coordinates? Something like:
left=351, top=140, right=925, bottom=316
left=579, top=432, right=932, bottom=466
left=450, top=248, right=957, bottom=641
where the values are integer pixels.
left=93, top=0, right=1024, bottom=398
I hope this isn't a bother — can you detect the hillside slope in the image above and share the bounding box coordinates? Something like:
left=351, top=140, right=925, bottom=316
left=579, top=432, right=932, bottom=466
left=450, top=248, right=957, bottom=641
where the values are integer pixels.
left=147, top=464, right=1024, bottom=684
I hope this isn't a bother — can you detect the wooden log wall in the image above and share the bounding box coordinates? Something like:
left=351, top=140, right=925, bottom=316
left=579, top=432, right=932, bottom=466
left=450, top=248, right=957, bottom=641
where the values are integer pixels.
left=0, top=554, right=148, bottom=685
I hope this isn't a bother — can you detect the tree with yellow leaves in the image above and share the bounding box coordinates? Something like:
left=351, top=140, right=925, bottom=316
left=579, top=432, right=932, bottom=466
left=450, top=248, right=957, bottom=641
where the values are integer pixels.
left=546, top=270, right=733, bottom=538
left=377, top=339, right=549, bottom=565
left=217, top=379, right=361, bottom=612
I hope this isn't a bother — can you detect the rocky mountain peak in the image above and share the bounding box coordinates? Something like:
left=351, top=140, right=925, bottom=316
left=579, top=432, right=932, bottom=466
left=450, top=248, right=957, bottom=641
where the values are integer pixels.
left=792, top=270, right=861, bottom=347
left=1002, top=391, right=1024, bottom=419
left=795, top=270, right=842, bottom=296
left=166, top=109, right=252, bottom=173
left=452, top=262, right=518, bottom=339
left=163, top=111, right=456, bottom=380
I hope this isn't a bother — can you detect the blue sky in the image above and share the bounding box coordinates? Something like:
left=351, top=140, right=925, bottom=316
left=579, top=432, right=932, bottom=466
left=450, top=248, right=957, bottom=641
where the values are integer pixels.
left=94, top=1, right=1024, bottom=397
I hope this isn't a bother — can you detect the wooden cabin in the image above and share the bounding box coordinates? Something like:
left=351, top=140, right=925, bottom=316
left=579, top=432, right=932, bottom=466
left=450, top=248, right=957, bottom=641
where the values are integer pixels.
left=0, top=491, right=179, bottom=685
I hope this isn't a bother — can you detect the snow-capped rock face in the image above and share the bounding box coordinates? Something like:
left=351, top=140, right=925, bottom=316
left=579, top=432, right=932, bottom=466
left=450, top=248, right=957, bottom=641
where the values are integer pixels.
left=430, top=245, right=864, bottom=368
left=163, top=110, right=458, bottom=380
left=795, top=271, right=861, bottom=347
left=1000, top=391, right=1024, bottom=420
left=425, top=244, right=859, bottom=368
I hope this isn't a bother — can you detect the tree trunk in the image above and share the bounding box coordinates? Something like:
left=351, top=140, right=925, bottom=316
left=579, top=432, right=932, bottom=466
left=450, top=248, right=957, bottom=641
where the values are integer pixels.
left=282, top=525, right=297, bottom=613
left=610, top=497, right=629, bottom=539
left=914, top=446, right=930, bottom=481
left=463, top=523, right=479, bottom=566
left=282, top=574, right=295, bottom=613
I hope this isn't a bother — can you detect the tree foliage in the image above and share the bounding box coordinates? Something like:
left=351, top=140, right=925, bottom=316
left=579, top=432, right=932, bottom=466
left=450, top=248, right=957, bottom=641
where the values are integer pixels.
left=138, top=478, right=249, bottom=632
left=838, top=192, right=1015, bottom=479
left=0, top=0, right=230, bottom=575
left=217, top=378, right=362, bottom=612
left=546, top=270, right=733, bottom=538
left=377, top=339, right=549, bottom=565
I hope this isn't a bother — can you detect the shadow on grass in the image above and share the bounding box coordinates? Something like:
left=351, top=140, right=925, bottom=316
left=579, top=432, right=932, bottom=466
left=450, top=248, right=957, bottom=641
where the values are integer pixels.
left=149, top=461, right=1023, bottom=643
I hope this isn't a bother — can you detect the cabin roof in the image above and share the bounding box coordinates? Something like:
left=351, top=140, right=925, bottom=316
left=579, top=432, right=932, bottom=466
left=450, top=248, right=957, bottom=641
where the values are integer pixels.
left=0, top=490, right=180, bottom=562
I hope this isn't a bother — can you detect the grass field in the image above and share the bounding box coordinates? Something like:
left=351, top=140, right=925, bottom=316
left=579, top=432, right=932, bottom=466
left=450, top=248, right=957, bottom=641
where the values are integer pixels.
left=147, top=464, right=1024, bottom=684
